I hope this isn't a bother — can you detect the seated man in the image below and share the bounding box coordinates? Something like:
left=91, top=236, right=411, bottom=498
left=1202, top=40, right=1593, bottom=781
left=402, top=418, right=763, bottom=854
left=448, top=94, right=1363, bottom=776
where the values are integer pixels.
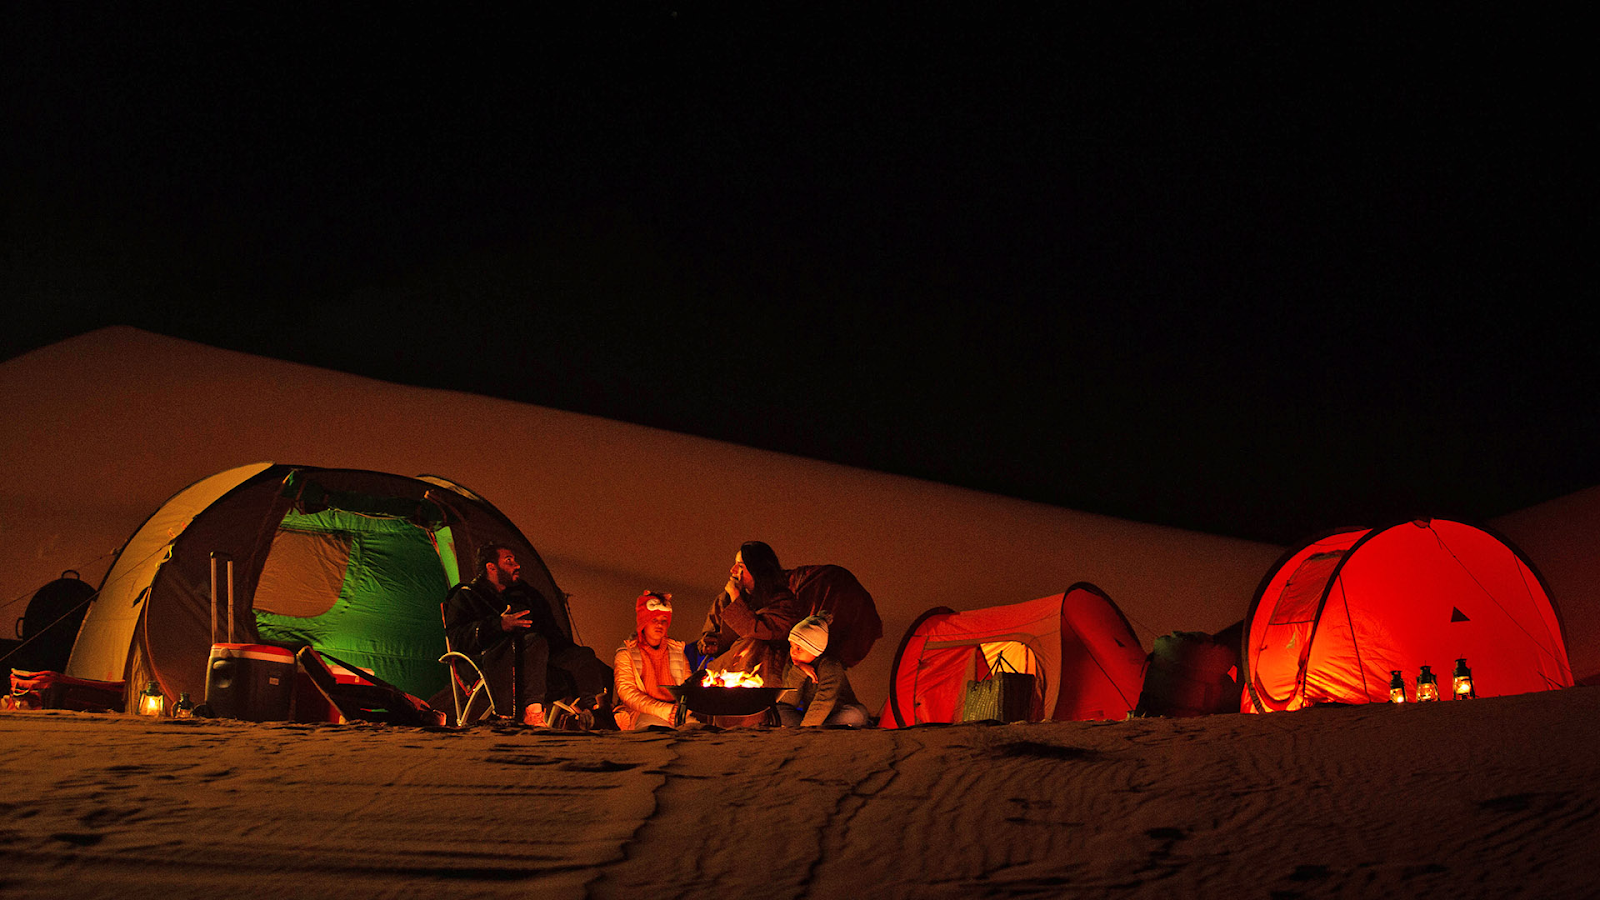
left=613, top=591, right=693, bottom=730
left=778, top=612, right=871, bottom=728
left=444, top=543, right=612, bottom=727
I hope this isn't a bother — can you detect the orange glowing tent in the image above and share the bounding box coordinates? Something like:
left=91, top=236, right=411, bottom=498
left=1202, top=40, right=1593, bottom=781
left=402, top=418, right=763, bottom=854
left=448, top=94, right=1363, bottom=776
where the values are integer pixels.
left=878, top=583, right=1147, bottom=727
left=1242, top=519, right=1572, bottom=713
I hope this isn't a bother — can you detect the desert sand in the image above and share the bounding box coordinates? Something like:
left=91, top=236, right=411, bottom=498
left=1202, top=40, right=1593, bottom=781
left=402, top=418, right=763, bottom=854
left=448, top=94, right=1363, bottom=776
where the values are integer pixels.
left=4, top=686, right=1597, bottom=899
left=5, top=328, right=1599, bottom=898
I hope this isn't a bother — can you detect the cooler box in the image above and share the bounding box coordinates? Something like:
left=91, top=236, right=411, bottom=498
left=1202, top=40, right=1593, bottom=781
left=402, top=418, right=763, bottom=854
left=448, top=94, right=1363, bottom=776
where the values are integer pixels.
left=206, top=643, right=296, bottom=721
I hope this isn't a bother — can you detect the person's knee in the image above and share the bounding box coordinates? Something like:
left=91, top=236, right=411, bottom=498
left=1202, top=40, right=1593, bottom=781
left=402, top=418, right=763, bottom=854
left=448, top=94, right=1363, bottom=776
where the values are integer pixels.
left=519, top=632, right=551, bottom=663
left=828, top=704, right=870, bottom=728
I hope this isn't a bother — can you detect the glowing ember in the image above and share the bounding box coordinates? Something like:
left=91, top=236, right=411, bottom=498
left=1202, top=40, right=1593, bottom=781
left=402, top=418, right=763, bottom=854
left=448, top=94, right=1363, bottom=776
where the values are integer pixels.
left=702, top=666, right=763, bottom=688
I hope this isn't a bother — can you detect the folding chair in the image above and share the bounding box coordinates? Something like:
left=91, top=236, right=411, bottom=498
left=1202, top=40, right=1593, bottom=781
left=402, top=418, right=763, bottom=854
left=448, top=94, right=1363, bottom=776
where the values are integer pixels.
left=296, top=647, right=439, bottom=727
left=439, top=603, right=496, bottom=726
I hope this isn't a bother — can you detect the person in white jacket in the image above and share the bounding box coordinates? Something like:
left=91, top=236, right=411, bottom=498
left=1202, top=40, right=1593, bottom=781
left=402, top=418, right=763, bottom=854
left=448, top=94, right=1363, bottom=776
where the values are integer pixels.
left=613, top=591, right=692, bottom=729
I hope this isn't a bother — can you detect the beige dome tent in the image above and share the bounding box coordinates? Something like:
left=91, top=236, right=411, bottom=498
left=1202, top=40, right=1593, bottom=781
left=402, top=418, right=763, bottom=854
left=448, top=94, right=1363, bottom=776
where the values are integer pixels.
left=68, top=463, right=566, bottom=712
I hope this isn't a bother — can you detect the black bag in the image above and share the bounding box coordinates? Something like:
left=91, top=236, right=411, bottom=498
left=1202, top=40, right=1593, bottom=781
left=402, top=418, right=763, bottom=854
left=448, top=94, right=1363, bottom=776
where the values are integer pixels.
left=960, top=655, right=1035, bottom=723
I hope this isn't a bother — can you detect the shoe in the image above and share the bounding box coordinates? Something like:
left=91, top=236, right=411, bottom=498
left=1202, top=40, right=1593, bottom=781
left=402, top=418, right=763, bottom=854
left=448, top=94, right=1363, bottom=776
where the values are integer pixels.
left=521, top=702, right=545, bottom=727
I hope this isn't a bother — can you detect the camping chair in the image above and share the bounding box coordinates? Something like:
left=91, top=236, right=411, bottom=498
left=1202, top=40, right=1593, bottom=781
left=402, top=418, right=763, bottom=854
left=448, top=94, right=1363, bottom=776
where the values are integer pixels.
left=439, top=603, right=496, bottom=726
left=294, top=646, right=441, bottom=726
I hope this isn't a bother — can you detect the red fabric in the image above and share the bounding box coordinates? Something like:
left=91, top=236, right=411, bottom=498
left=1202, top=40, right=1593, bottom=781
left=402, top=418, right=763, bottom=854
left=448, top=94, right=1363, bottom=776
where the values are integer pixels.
left=879, top=584, right=1146, bottom=727
left=7, top=669, right=126, bottom=711
left=902, top=643, right=983, bottom=725
left=1244, top=520, right=1573, bottom=713
left=637, top=650, right=673, bottom=703
left=1243, top=530, right=1366, bottom=712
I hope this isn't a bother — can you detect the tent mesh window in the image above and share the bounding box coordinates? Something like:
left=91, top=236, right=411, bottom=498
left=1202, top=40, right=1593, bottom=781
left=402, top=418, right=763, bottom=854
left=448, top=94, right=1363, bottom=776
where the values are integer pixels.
left=1270, top=551, right=1344, bottom=625
left=253, top=528, right=351, bottom=619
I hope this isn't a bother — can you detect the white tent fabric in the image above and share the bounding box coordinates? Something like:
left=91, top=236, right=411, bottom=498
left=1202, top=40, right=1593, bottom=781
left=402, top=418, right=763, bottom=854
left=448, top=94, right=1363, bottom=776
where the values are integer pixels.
left=66, top=463, right=272, bottom=682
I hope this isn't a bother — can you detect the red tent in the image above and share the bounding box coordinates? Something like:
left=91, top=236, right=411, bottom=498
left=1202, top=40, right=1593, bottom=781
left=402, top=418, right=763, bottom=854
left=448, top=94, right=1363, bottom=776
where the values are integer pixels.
left=1242, top=519, right=1573, bottom=713
left=879, top=583, right=1147, bottom=727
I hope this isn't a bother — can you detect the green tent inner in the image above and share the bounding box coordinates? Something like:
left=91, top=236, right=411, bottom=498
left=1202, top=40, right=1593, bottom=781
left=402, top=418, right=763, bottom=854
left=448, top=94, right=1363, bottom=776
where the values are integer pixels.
left=252, top=508, right=449, bottom=699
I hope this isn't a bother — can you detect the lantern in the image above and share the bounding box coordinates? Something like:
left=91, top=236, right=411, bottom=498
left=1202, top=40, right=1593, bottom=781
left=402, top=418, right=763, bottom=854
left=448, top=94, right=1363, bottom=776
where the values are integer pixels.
left=1453, top=658, right=1475, bottom=699
left=1416, top=665, right=1440, bottom=703
left=173, top=692, right=195, bottom=718
left=1388, top=670, right=1407, bottom=704
left=138, top=681, right=167, bottom=717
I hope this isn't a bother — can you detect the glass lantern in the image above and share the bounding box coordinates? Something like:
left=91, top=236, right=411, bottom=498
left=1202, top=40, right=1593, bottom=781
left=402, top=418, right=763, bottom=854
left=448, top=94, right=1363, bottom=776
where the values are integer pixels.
left=1416, top=665, right=1440, bottom=703
left=1453, top=658, right=1475, bottom=699
left=138, top=681, right=167, bottom=717
left=1388, top=670, right=1407, bottom=704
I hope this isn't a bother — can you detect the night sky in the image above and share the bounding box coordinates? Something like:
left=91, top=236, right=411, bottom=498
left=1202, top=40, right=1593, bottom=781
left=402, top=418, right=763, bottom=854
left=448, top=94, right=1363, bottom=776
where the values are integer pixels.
left=5, top=6, right=1593, bottom=544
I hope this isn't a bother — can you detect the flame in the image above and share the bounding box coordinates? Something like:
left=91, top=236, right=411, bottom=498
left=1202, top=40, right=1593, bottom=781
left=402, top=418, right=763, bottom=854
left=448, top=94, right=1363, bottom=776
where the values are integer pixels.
left=702, top=666, right=763, bottom=688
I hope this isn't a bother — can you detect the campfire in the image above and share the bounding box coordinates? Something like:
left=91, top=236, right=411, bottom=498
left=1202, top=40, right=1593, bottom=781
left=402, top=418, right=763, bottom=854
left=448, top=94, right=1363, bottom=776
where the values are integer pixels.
left=701, top=666, right=764, bottom=688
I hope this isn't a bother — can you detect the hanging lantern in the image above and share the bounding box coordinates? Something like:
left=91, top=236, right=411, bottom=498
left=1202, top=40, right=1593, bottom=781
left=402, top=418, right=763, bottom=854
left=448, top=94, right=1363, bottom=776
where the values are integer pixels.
left=138, top=681, right=167, bottom=717
left=1453, top=658, right=1475, bottom=699
left=1416, top=665, right=1440, bottom=703
left=173, top=692, right=195, bottom=718
left=1388, top=670, right=1407, bottom=703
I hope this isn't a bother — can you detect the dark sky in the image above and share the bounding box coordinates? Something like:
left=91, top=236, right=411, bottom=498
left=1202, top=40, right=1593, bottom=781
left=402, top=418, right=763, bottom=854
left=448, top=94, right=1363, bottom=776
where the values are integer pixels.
left=4, top=6, right=1593, bottom=544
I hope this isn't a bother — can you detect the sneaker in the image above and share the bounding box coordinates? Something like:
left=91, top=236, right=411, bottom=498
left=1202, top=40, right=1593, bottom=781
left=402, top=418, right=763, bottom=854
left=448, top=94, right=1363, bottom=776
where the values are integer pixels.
left=521, top=702, right=545, bottom=727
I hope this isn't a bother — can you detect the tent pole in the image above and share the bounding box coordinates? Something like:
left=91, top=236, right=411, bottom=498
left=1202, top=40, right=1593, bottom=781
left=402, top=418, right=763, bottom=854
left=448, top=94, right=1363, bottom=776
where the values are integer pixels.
left=226, top=558, right=235, bottom=643
left=210, top=554, right=219, bottom=645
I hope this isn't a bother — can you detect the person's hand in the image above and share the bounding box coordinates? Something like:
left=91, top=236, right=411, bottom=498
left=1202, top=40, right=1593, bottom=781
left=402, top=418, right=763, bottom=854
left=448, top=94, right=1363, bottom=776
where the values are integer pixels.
left=500, top=607, right=532, bottom=632
left=699, top=636, right=719, bottom=657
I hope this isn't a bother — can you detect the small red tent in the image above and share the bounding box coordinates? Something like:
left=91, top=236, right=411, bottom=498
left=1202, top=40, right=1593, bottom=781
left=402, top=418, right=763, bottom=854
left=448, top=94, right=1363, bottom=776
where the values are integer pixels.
left=879, top=583, right=1147, bottom=727
left=1242, top=519, right=1573, bottom=713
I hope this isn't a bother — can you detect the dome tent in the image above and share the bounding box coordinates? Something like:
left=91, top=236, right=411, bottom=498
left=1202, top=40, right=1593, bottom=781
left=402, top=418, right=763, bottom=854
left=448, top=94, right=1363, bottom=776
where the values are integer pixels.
left=67, top=463, right=569, bottom=712
left=879, top=583, right=1147, bottom=727
left=1242, top=519, right=1572, bottom=713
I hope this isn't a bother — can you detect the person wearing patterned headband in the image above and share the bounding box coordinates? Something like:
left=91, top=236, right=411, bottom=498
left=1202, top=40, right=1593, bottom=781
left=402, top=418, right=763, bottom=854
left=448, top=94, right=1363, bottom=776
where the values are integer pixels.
left=613, top=591, right=693, bottom=729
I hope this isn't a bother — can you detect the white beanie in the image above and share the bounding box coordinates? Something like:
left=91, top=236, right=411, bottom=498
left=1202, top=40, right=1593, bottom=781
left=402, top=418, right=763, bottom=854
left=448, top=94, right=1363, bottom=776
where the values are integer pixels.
left=789, top=612, right=832, bottom=657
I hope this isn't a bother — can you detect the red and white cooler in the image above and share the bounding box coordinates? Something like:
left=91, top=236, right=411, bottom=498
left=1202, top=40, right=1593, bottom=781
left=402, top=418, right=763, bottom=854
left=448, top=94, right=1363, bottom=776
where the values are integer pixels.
left=206, top=643, right=296, bottom=721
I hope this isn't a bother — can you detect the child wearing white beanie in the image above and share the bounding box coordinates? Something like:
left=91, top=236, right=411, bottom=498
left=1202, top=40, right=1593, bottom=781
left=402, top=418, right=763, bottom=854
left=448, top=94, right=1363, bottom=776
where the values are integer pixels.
left=780, top=611, right=870, bottom=727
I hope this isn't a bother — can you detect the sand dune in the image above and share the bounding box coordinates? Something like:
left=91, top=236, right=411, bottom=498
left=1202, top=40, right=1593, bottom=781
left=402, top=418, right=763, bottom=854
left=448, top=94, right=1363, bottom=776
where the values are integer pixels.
left=2, top=328, right=1287, bottom=708
left=5, top=686, right=1597, bottom=898
left=1491, top=487, right=1600, bottom=684
left=6, top=337, right=1593, bottom=898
